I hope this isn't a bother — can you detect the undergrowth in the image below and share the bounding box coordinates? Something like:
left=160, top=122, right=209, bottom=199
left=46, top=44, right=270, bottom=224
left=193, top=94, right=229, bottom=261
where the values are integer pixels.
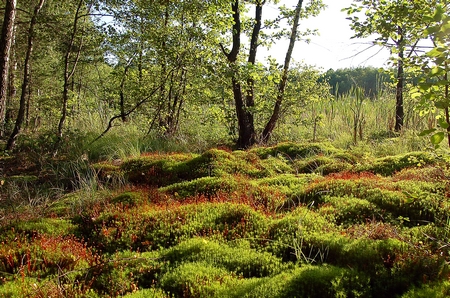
left=1, top=140, right=450, bottom=297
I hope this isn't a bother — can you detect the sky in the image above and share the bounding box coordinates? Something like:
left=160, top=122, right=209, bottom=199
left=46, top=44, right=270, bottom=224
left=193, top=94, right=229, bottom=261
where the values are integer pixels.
left=262, top=0, right=391, bottom=70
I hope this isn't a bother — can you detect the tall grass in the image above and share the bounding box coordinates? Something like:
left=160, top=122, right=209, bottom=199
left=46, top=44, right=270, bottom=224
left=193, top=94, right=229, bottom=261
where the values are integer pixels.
left=273, top=86, right=432, bottom=155
left=7, top=84, right=436, bottom=163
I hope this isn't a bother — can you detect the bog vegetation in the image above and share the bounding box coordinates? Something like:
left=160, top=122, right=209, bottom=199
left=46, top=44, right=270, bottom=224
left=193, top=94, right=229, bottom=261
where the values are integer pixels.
left=1, top=0, right=450, bottom=297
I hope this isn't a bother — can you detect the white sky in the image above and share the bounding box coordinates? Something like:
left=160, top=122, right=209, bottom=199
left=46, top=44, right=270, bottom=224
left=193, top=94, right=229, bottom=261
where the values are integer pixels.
left=262, top=0, right=391, bottom=70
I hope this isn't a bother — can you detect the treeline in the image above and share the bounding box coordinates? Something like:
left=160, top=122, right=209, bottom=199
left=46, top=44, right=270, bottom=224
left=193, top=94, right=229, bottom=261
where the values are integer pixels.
left=319, top=67, right=391, bottom=99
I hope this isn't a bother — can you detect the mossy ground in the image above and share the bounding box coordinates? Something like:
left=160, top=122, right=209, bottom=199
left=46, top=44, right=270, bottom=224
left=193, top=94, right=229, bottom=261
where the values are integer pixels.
left=1, top=142, right=450, bottom=297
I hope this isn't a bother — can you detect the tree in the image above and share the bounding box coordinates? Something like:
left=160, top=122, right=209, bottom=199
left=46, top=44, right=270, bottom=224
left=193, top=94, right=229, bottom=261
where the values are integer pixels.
left=344, top=0, right=428, bottom=132
left=410, top=2, right=450, bottom=147
left=221, top=0, right=324, bottom=148
left=320, top=67, right=391, bottom=99
left=100, top=0, right=227, bottom=138
left=0, top=0, right=17, bottom=138
left=6, top=0, right=45, bottom=150
left=57, top=0, right=94, bottom=140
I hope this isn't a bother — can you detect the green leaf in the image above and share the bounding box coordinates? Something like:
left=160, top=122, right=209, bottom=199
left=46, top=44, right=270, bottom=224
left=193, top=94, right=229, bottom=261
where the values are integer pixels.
left=419, top=128, right=436, bottom=136
left=430, top=132, right=445, bottom=145
left=435, top=100, right=450, bottom=109
left=438, top=118, right=450, bottom=129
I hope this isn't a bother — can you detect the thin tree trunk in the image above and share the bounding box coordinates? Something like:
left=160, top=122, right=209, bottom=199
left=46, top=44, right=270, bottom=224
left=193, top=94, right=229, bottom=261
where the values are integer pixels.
left=0, top=0, right=16, bottom=138
left=444, top=62, right=450, bottom=147
left=394, top=26, right=404, bottom=132
left=221, top=0, right=259, bottom=149
left=57, top=0, right=90, bottom=139
left=6, top=0, right=44, bottom=150
left=261, top=0, right=303, bottom=143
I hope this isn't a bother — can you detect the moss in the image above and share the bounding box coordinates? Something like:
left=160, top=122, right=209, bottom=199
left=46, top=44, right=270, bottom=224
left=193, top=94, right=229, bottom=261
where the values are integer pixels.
left=295, top=155, right=352, bottom=175
left=163, top=238, right=289, bottom=278
left=160, top=262, right=236, bottom=297
left=111, top=191, right=146, bottom=207
left=220, top=265, right=371, bottom=298
left=159, top=176, right=240, bottom=199
left=5, top=218, right=77, bottom=238
left=251, top=142, right=339, bottom=160
left=5, top=175, right=38, bottom=183
left=357, top=151, right=437, bottom=176
left=89, top=250, right=162, bottom=296
left=123, top=288, right=169, bottom=298
left=322, top=195, right=381, bottom=226
left=401, top=281, right=450, bottom=298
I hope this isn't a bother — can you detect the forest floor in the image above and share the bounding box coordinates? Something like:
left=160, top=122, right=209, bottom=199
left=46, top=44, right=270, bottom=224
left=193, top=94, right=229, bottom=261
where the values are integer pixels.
left=1, top=142, right=450, bottom=297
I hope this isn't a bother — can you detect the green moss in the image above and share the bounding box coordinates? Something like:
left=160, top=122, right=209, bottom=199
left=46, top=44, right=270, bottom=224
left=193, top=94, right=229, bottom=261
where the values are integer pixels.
left=160, top=262, right=236, bottom=297
left=295, top=155, right=352, bottom=175
left=123, top=288, right=169, bottom=298
left=4, top=218, right=76, bottom=238
left=5, top=175, right=38, bottom=182
left=159, top=176, right=239, bottom=199
left=251, top=142, right=339, bottom=160
left=89, top=250, right=162, bottom=296
left=111, top=191, right=146, bottom=206
left=322, top=195, right=381, bottom=226
left=163, top=238, right=290, bottom=278
left=357, top=151, right=437, bottom=176
left=401, top=281, right=450, bottom=298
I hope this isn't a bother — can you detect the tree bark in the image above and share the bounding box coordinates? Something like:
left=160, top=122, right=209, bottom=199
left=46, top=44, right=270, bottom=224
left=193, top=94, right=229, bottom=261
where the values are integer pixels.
left=6, top=0, right=44, bottom=150
left=57, top=0, right=90, bottom=139
left=221, top=0, right=259, bottom=149
left=261, top=0, right=303, bottom=143
left=0, top=0, right=16, bottom=138
left=394, top=26, right=404, bottom=132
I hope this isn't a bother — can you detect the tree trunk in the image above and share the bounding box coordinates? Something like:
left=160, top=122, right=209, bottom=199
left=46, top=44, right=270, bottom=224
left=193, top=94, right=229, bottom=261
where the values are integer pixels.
left=6, top=0, right=44, bottom=150
left=221, top=0, right=259, bottom=149
left=444, top=62, right=450, bottom=147
left=0, top=0, right=16, bottom=138
left=57, top=0, right=90, bottom=139
left=394, top=26, right=404, bottom=132
left=261, top=0, right=303, bottom=143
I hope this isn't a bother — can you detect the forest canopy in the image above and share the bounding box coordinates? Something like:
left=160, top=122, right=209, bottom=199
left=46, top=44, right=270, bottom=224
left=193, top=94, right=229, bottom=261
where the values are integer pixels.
left=0, top=0, right=448, bottom=150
